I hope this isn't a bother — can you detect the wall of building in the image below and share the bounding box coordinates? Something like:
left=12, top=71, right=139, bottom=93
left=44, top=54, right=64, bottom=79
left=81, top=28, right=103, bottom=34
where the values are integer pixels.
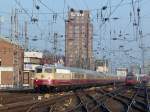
left=0, top=37, right=24, bottom=88
left=116, top=68, right=128, bottom=76
left=144, top=60, right=150, bottom=75
left=95, top=59, right=109, bottom=73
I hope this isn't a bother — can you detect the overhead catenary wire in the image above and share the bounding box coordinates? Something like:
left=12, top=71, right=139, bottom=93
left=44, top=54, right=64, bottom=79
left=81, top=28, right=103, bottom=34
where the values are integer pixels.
left=1, top=0, right=150, bottom=68
left=37, top=0, right=65, bottom=21
left=14, top=0, right=44, bottom=33
left=99, top=0, right=125, bottom=29
left=14, top=0, right=56, bottom=51
left=94, top=0, right=146, bottom=69
left=0, top=0, right=146, bottom=21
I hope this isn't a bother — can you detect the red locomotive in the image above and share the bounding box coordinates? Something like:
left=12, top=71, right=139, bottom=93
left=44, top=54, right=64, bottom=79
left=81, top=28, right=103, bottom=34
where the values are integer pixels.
left=125, top=72, right=138, bottom=85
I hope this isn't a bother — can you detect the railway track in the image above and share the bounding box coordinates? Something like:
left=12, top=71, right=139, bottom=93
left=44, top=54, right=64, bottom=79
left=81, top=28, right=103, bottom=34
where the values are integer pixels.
left=108, top=84, right=150, bottom=112
left=0, top=92, right=73, bottom=112
left=144, top=87, right=150, bottom=112
left=0, top=83, right=149, bottom=112
left=0, top=92, right=41, bottom=105
left=62, top=86, right=127, bottom=112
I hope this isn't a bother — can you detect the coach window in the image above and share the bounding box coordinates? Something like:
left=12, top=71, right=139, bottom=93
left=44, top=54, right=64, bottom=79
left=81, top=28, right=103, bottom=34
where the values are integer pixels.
left=45, top=68, right=52, bottom=73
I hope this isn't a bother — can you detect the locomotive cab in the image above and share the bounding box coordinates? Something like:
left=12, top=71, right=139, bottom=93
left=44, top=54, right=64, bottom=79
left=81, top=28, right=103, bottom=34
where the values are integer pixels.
left=34, top=66, right=56, bottom=89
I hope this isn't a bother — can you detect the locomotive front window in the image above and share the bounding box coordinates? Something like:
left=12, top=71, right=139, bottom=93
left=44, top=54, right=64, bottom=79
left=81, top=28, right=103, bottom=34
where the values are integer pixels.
left=36, top=68, right=42, bottom=73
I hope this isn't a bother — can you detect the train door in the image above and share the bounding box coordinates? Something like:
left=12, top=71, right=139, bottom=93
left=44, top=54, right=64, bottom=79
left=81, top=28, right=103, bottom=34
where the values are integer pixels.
left=0, top=70, right=1, bottom=85
left=23, top=71, right=30, bottom=87
left=0, top=59, right=1, bottom=85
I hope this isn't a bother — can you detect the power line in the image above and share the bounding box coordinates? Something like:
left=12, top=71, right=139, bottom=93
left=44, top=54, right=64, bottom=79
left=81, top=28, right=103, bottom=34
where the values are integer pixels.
left=98, top=0, right=125, bottom=29
left=0, top=0, right=146, bottom=17
left=14, top=0, right=49, bottom=43
left=37, top=0, right=65, bottom=21
left=14, top=0, right=31, bottom=18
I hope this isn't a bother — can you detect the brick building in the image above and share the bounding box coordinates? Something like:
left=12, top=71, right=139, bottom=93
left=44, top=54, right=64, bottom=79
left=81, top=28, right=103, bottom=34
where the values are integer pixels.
left=65, top=9, right=94, bottom=70
left=0, top=37, right=24, bottom=88
left=95, top=59, right=109, bottom=73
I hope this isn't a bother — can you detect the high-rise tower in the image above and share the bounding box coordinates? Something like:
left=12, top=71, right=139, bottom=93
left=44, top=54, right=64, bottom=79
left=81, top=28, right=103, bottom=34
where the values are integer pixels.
left=65, top=9, right=94, bottom=70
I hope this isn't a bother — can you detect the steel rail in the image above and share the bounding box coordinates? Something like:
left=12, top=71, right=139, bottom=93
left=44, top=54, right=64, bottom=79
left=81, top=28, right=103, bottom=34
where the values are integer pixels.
left=26, top=93, right=73, bottom=112
left=0, top=93, right=73, bottom=112
left=101, top=85, right=147, bottom=112
left=90, top=87, right=126, bottom=112
left=125, top=84, right=143, bottom=112
left=64, top=87, right=116, bottom=112
left=84, top=91, right=101, bottom=112
left=116, top=94, right=147, bottom=112
left=75, top=92, right=88, bottom=112
left=100, top=103, right=112, bottom=112
left=145, top=87, right=150, bottom=112
left=62, top=86, right=126, bottom=112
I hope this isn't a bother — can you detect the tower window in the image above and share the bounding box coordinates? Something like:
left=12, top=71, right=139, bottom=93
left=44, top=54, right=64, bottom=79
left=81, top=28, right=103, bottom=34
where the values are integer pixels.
left=0, top=59, right=1, bottom=66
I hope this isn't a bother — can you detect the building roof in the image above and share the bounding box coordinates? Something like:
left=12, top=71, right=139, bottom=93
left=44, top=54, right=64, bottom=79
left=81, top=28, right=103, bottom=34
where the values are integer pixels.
left=0, top=36, right=20, bottom=46
left=24, top=51, right=43, bottom=58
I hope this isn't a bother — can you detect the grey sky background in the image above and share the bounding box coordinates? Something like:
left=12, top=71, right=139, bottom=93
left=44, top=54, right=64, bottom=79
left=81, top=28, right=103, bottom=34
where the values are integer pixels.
left=0, top=0, right=150, bottom=70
